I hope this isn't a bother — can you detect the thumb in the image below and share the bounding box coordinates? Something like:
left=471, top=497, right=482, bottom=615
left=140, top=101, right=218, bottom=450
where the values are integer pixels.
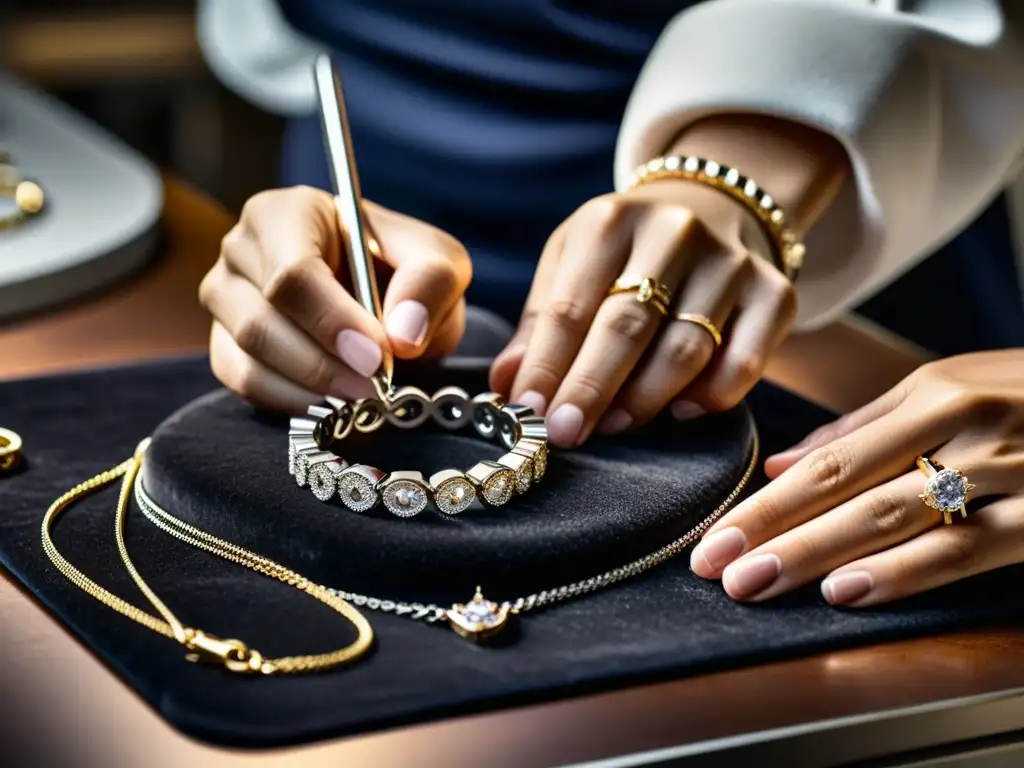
left=366, top=202, right=472, bottom=359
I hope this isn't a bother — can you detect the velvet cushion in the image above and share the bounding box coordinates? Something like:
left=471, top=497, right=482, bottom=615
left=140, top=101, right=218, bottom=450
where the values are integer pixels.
left=2, top=356, right=1023, bottom=748
left=142, top=366, right=755, bottom=605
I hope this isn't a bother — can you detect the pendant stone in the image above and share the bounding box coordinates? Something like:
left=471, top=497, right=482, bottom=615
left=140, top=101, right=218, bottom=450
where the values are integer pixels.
left=447, top=587, right=510, bottom=641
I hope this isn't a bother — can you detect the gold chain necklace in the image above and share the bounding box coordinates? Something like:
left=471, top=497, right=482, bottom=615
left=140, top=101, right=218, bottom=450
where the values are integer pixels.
left=41, top=439, right=374, bottom=675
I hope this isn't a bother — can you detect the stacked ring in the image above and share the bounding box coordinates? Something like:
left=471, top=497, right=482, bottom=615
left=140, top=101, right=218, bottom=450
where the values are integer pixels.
left=288, top=387, right=548, bottom=518
left=607, top=275, right=672, bottom=316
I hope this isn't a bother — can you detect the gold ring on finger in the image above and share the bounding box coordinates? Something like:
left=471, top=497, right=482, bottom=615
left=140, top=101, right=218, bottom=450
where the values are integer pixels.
left=674, top=312, right=722, bottom=349
left=0, top=427, right=24, bottom=474
left=916, top=456, right=976, bottom=526
left=607, top=275, right=671, bottom=316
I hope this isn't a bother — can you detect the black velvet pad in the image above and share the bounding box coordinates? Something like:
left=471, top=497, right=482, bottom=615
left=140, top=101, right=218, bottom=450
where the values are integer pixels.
left=143, top=367, right=754, bottom=605
left=2, top=356, right=1023, bottom=749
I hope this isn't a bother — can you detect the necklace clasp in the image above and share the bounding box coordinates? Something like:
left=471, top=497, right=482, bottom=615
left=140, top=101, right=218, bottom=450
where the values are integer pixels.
left=184, top=630, right=264, bottom=673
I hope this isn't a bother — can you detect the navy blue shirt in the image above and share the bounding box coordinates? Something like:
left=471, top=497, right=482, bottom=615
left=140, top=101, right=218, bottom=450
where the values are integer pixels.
left=276, top=0, right=1023, bottom=354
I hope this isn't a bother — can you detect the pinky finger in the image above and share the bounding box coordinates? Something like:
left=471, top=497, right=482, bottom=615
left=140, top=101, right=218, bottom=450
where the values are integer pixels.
left=821, top=496, right=1024, bottom=607
left=210, top=322, right=323, bottom=414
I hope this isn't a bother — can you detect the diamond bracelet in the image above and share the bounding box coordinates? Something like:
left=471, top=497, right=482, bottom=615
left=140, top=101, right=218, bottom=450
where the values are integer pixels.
left=288, top=386, right=548, bottom=518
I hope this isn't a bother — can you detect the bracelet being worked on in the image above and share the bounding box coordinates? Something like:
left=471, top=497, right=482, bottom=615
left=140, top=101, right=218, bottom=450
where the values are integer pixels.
left=288, top=387, right=548, bottom=518
left=629, top=155, right=804, bottom=281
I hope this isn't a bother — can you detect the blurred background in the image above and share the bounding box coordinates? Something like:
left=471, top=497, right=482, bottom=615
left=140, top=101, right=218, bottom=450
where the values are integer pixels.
left=2, top=0, right=279, bottom=212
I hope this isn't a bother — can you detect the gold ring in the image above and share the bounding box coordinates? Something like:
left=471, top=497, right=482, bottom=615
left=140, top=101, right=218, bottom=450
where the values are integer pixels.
left=675, top=313, right=722, bottom=348
left=608, top=275, right=671, bottom=316
left=916, top=456, right=975, bottom=525
left=0, top=427, right=23, bottom=474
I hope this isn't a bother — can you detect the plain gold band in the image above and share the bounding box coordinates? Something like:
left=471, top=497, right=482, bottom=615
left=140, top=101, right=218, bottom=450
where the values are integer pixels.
left=915, top=456, right=940, bottom=477
left=674, top=313, right=722, bottom=348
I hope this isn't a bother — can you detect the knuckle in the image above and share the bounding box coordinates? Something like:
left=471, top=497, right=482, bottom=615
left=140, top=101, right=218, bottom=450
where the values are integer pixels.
left=220, top=224, right=247, bottom=256
left=861, top=491, right=909, bottom=535
left=939, top=529, right=978, bottom=571
left=302, top=354, right=334, bottom=391
left=233, top=310, right=269, bottom=357
left=664, top=332, right=711, bottom=371
left=421, top=254, right=461, bottom=296
left=806, top=443, right=856, bottom=492
left=581, top=194, right=628, bottom=235
left=565, top=371, right=609, bottom=410
left=702, top=384, right=744, bottom=413
left=604, top=301, right=654, bottom=344
left=262, top=259, right=312, bottom=306
left=544, top=297, right=593, bottom=338
left=197, top=266, right=219, bottom=311
left=519, top=355, right=564, bottom=392
left=730, top=354, right=764, bottom=390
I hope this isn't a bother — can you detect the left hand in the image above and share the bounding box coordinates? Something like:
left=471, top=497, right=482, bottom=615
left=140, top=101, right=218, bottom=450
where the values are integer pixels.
left=489, top=178, right=797, bottom=447
left=691, top=349, right=1024, bottom=606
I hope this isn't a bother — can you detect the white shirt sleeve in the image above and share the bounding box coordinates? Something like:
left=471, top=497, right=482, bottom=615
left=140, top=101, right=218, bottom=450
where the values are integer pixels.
left=615, top=0, right=1024, bottom=329
left=196, top=0, right=321, bottom=116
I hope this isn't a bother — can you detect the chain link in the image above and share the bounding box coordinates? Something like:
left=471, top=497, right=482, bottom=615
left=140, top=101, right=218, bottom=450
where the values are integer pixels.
left=44, top=444, right=374, bottom=674
left=320, top=420, right=759, bottom=623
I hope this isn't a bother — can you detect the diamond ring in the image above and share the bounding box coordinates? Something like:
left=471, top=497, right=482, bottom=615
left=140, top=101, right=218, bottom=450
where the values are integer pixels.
left=916, top=456, right=976, bottom=525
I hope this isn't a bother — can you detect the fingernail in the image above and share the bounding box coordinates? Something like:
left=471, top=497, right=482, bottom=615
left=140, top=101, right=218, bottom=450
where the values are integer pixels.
left=548, top=404, right=584, bottom=447
left=517, top=390, right=547, bottom=416
left=690, top=527, right=748, bottom=576
left=671, top=401, right=705, bottom=421
left=336, top=330, right=383, bottom=378
left=767, top=449, right=800, bottom=465
left=598, top=408, right=633, bottom=435
left=723, top=553, right=781, bottom=598
left=385, top=300, right=429, bottom=347
left=822, top=571, right=873, bottom=605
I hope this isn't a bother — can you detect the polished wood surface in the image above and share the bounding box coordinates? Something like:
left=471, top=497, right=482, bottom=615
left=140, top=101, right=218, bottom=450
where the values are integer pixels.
left=2, top=176, right=1020, bottom=766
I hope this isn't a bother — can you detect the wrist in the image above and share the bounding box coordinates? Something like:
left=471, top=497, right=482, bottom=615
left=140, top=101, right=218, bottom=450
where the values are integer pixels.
left=663, top=113, right=849, bottom=236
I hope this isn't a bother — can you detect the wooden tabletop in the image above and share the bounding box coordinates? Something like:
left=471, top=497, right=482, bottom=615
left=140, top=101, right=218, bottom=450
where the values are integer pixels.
left=2, top=176, right=1022, bottom=767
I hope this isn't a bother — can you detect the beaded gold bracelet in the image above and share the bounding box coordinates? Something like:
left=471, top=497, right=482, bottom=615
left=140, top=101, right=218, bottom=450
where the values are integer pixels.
left=630, top=155, right=804, bottom=281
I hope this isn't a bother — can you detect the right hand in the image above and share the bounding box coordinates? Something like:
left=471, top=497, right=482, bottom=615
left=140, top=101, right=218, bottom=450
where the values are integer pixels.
left=200, top=186, right=472, bottom=413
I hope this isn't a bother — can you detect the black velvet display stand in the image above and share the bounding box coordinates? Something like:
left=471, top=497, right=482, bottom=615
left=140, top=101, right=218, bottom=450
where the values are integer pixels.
left=2, top=351, right=1023, bottom=748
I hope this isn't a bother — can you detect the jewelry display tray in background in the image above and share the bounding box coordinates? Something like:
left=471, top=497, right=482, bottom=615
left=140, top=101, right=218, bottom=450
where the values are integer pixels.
left=2, top=354, right=1023, bottom=749
left=0, top=72, right=161, bottom=321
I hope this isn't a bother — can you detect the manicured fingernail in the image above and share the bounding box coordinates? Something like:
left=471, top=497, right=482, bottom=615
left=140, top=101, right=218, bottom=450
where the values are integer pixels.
left=517, top=390, right=547, bottom=416
left=822, top=571, right=873, bottom=605
left=690, top=527, right=748, bottom=576
left=671, top=401, right=705, bottom=420
left=548, top=404, right=584, bottom=447
left=385, top=300, right=429, bottom=347
left=723, top=553, right=781, bottom=598
left=336, top=330, right=383, bottom=378
left=598, top=409, right=633, bottom=435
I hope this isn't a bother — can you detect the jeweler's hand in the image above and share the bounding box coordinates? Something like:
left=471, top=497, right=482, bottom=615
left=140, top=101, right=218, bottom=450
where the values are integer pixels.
left=691, top=350, right=1024, bottom=606
left=200, top=186, right=472, bottom=412
left=489, top=179, right=796, bottom=447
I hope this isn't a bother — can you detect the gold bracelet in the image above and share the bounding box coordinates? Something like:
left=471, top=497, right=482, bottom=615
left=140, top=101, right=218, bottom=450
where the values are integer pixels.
left=629, top=155, right=804, bottom=281
left=0, top=152, right=45, bottom=231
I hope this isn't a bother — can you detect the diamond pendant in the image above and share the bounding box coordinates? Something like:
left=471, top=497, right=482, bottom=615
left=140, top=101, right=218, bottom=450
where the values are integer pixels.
left=447, top=587, right=509, bottom=642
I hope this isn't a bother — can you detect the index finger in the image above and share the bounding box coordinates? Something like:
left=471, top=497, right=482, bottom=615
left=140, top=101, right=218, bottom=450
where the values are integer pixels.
left=691, top=403, right=955, bottom=578
left=225, top=186, right=392, bottom=380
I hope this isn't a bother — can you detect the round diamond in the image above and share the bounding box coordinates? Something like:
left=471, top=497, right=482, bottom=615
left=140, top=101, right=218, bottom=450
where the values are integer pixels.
left=435, top=477, right=475, bottom=516
left=338, top=472, right=377, bottom=512
left=482, top=469, right=515, bottom=506
left=383, top=480, right=428, bottom=517
left=308, top=463, right=337, bottom=502
left=513, top=461, right=533, bottom=493
left=926, top=469, right=968, bottom=512
left=294, top=454, right=309, bottom=487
